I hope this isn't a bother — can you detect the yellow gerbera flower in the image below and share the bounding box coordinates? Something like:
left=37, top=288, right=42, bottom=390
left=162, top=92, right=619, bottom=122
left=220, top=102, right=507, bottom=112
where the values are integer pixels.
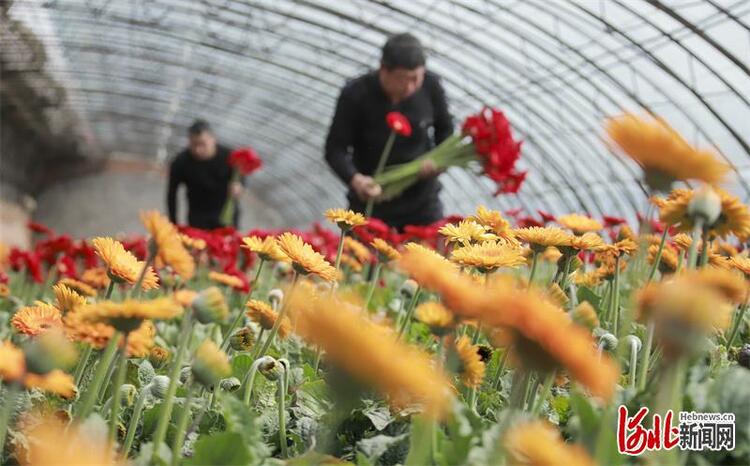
left=729, top=255, right=750, bottom=277
left=573, top=302, right=600, bottom=330
left=24, top=370, right=77, bottom=400
left=77, top=298, right=182, bottom=333
left=557, top=214, right=602, bottom=234
left=92, top=237, right=159, bottom=290
left=11, top=302, right=63, bottom=336
left=0, top=340, right=26, bottom=382
left=245, top=299, right=291, bottom=338
left=276, top=232, right=338, bottom=281
left=192, top=340, right=231, bottom=387
left=180, top=233, right=206, bottom=250
left=470, top=205, right=518, bottom=244
left=140, top=210, right=195, bottom=280
left=208, top=271, right=245, bottom=290
left=513, top=227, right=573, bottom=251
left=241, top=236, right=288, bottom=262
left=660, top=188, right=750, bottom=240
left=573, top=270, right=603, bottom=288
left=647, top=244, right=679, bottom=274
left=546, top=283, right=569, bottom=307
left=568, top=232, right=606, bottom=252
left=340, top=254, right=363, bottom=273
left=606, top=113, right=729, bottom=185
left=503, top=421, right=595, bottom=466
left=415, top=302, right=455, bottom=335
left=450, top=241, right=526, bottom=272
left=343, top=236, right=372, bottom=263
left=173, top=289, right=198, bottom=307
left=371, top=238, right=400, bottom=262
left=455, top=336, right=485, bottom=388
left=57, top=278, right=97, bottom=297
left=672, top=233, right=694, bottom=251
left=80, top=267, right=111, bottom=290
left=600, top=238, right=638, bottom=257
left=64, top=312, right=154, bottom=357
left=52, top=283, right=86, bottom=313
left=287, top=286, right=452, bottom=419
left=439, top=220, right=497, bottom=246
left=324, top=208, right=367, bottom=230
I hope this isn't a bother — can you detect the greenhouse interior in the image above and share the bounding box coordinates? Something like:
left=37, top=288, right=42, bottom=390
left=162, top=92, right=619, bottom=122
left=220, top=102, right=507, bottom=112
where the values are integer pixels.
left=0, top=0, right=749, bottom=465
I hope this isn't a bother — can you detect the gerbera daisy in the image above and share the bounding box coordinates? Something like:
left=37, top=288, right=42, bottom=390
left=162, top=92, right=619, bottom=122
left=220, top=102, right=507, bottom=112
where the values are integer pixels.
left=573, top=270, right=603, bottom=288
left=606, top=113, right=729, bottom=186
left=24, top=370, right=76, bottom=400
left=557, top=214, right=602, bottom=234
left=288, top=286, right=452, bottom=418
left=140, top=210, right=195, bottom=280
left=76, top=297, right=182, bottom=333
left=80, top=267, right=111, bottom=290
left=339, top=254, right=363, bottom=273
left=245, top=299, right=291, bottom=338
left=503, top=421, right=595, bottom=466
left=125, top=320, right=156, bottom=358
left=647, top=243, right=679, bottom=274
left=546, top=283, right=569, bottom=307
left=729, top=255, right=750, bottom=277
left=439, top=220, right=497, bottom=246
left=324, top=208, right=367, bottom=230
left=241, top=236, right=288, bottom=262
left=208, top=271, right=245, bottom=290
left=454, top=336, right=485, bottom=388
left=191, top=340, right=231, bottom=387
left=415, top=302, right=455, bottom=335
left=568, top=232, right=606, bottom=252
left=660, top=188, right=750, bottom=240
left=599, top=238, right=638, bottom=257
left=0, top=340, right=25, bottom=382
left=91, top=237, right=159, bottom=290
left=52, top=283, right=86, bottom=313
left=679, top=267, right=747, bottom=304
left=450, top=241, right=526, bottom=272
left=343, top=237, right=372, bottom=263
left=179, top=233, right=206, bottom=250
left=371, top=238, right=400, bottom=262
left=57, top=278, right=97, bottom=297
left=573, top=302, right=599, bottom=330
left=173, top=289, right=198, bottom=307
left=11, top=302, right=63, bottom=336
left=470, top=205, right=518, bottom=244
left=276, top=232, right=338, bottom=281
left=513, top=227, right=573, bottom=251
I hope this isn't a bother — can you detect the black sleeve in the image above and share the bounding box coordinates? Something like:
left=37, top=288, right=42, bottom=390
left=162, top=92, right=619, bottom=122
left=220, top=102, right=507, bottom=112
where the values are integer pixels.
left=324, top=85, right=359, bottom=185
left=430, top=75, right=454, bottom=145
left=167, top=157, right=183, bottom=223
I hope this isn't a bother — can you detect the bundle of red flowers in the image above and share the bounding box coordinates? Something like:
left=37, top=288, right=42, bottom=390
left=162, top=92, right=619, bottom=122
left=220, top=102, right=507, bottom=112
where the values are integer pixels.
left=220, top=147, right=263, bottom=226
left=374, top=107, right=526, bottom=201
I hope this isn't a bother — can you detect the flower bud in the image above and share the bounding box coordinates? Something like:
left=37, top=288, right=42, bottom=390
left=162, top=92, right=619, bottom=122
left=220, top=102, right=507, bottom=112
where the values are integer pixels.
left=623, top=335, right=642, bottom=353
left=737, top=343, right=750, bottom=369
left=148, top=346, right=171, bottom=370
left=179, top=366, right=193, bottom=385
left=257, top=356, right=283, bottom=381
left=220, top=377, right=241, bottom=392
left=597, top=332, right=618, bottom=351
left=120, top=384, right=137, bottom=407
left=150, top=375, right=170, bottom=399
left=267, top=289, right=284, bottom=306
left=229, top=327, right=254, bottom=352
left=400, top=279, right=419, bottom=299
left=23, top=330, right=78, bottom=375
left=191, top=341, right=231, bottom=388
left=192, top=287, right=229, bottom=324
left=688, top=185, right=722, bottom=226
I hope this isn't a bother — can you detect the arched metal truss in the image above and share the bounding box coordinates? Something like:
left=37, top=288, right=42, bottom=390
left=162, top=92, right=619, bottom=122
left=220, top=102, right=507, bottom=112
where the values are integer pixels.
left=4, top=0, right=750, bottom=226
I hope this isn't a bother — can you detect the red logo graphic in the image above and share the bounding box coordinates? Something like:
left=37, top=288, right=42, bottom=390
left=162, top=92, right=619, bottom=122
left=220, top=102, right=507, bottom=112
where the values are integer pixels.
left=617, top=406, right=679, bottom=455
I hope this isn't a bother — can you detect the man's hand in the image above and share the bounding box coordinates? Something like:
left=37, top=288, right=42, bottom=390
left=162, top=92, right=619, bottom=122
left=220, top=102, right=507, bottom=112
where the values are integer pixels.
left=418, top=159, right=442, bottom=179
left=229, top=181, right=243, bottom=198
left=350, top=173, right=382, bottom=201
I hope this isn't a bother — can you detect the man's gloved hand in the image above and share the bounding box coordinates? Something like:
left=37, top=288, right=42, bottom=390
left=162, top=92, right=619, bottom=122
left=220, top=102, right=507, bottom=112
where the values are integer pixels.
left=350, top=173, right=382, bottom=201
left=229, top=181, right=244, bottom=198
left=418, top=159, right=442, bottom=179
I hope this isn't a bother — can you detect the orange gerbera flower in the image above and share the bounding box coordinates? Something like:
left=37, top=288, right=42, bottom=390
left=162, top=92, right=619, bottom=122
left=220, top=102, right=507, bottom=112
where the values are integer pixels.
left=80, top=267, right=111, bottom=290
left=371, top=238, right=400, bottom=262
left=557, top=214, right=602, bottom=234
left=57, top=278, right=97, bottom=297
left=24, top=370, right=77, bottom=400
left=343, top=237, right=372, bottom=263
left=92, top=237, right=159, bottom=290
left=140, top=210, right=195, bottom=280
left=208, top=271, right=245, bottom=290
left=0, top=340, right=26, bottom=382
left=12, top=302, right=63, bottom=336
left=276, top=232, right=338, bottom=281
left=245, top=299, right=291, bottom=338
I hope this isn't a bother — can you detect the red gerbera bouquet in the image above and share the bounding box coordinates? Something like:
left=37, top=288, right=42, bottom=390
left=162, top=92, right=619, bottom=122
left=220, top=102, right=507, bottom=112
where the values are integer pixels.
left=220, top=147, right=263, bottom=226
left=374, top=107, right=526, bottom=200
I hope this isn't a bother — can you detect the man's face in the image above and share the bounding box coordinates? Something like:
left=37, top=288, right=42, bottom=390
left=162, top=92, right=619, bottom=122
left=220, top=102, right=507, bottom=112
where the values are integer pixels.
left=379, top=66, right=425, bottom=102
left=188, top=131, right=217, bottom=160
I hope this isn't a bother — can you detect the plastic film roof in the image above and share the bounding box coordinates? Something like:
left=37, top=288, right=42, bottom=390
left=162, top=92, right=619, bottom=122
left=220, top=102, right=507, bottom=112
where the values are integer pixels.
left=5, top=0, right=750, bottom=226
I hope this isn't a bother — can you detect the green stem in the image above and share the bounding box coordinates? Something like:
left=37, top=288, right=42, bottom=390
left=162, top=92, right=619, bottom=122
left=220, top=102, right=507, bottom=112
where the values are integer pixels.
left=333, top=230, right=346, bottom=273
left=527, top=251, right=539, bottom=288
left=611, top=256, right=621, bottom=335
left=366, top=131, right=397, bottom=217
left=152, top=312, right=193, bottom=461
left=104, top=280, right=115, bottom=299
left=629, top=339, right=639, bottom=390
left=727, top=296, right=749, bottom=348
left=647, top=227, right=670, bottom=283
left=686, top=219, right=704, bottom=269
left=493, top=348, right=510, bottom=390
left=109, top=340, right=129, bottom=443
left=121, top=384, right=149, bottom=458
left=170, top=382, right=195, bottom=466
left=257, top=274, right=298, bottom=359
left=531, top=372, right=555, bottom=416
left=508, top=369, right=532, bottom=411
left=278, top=362, right=289, bottom=458
left=699, top=238, right=711, bottom=268
left=364, top=261, right=383, bottom=311
left=73, top=344, right=93, bottom=386
left=223, top=258, right=265, bottom=351
left=470, top=322, right=482, bottom=345
left=0, top=383, right=20, bottom=462
left=637, top=321, right=655, bottom=391
left=77, top=332, right=121, bottom=420
left=242, top=357, right=271, bottom=406
left=397, top=288, right=422, bottom=341
left=131, top=244, right=156, bottom=298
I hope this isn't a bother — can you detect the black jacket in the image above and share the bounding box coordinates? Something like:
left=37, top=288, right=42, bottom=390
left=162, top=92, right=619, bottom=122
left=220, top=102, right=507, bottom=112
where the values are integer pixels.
left=324, top=71, right=454, bottom=228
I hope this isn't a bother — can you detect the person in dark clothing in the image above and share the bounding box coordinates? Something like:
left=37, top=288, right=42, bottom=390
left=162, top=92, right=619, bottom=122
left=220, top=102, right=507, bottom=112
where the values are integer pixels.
left=167, top=120, right=243, bottom=229
left=324, top=33, right=454, bottom=230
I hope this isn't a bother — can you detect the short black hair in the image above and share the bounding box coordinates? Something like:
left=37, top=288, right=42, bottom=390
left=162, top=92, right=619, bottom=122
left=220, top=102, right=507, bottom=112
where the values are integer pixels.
left=188, top=119, right=212, bottom=136
left=381, top=33, right=425, bottom=70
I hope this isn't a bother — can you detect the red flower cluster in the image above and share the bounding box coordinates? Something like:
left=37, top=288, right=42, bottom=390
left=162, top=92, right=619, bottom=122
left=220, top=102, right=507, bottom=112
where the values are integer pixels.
left=462, top=108, right=526, bottom=195
left=386, top=112, right=412, bottom=137
left=228, top=147, right=263, bottom=175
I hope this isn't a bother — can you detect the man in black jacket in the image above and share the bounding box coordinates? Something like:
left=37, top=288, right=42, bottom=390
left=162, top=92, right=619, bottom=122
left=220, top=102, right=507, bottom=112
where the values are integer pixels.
left=324, top=33, right=454, bottom=230
left=167, top=120, right=243, bottom=229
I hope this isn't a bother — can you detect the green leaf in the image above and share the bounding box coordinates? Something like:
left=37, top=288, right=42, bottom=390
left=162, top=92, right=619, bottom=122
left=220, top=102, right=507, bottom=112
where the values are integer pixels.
left=186, top=432, right=252, bottom=466
left=404, top=415, right=434, bottom=466
left=576, top=287, right=601, bottom=312
left=138, top=360, right=156, bottom=387
left=362, top=401, right=393, bottom=431
left=357, top=434, right=408, bottom=463
left=230, top=353, right=254, bottom=381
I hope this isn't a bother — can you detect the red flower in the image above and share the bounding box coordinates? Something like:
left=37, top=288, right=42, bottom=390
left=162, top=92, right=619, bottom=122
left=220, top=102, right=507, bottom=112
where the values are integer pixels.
left=56, top=255, right=78, bottom=279
left=228, top=147, right=263, bottom=175
left=493, top=170, right=527, bottom=195
left=603, top=215, right=626, bottom=228
left=353, top=218, right=394, bottom=244
left=537, top=210, right=556, bottom=223
left=516, top=216, right=544, bottom=229
left=386, top=112, right=412, bottom=137
left=505, top=208, right=523, bottom=218
left=27, top=222, right=54, bottom=236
